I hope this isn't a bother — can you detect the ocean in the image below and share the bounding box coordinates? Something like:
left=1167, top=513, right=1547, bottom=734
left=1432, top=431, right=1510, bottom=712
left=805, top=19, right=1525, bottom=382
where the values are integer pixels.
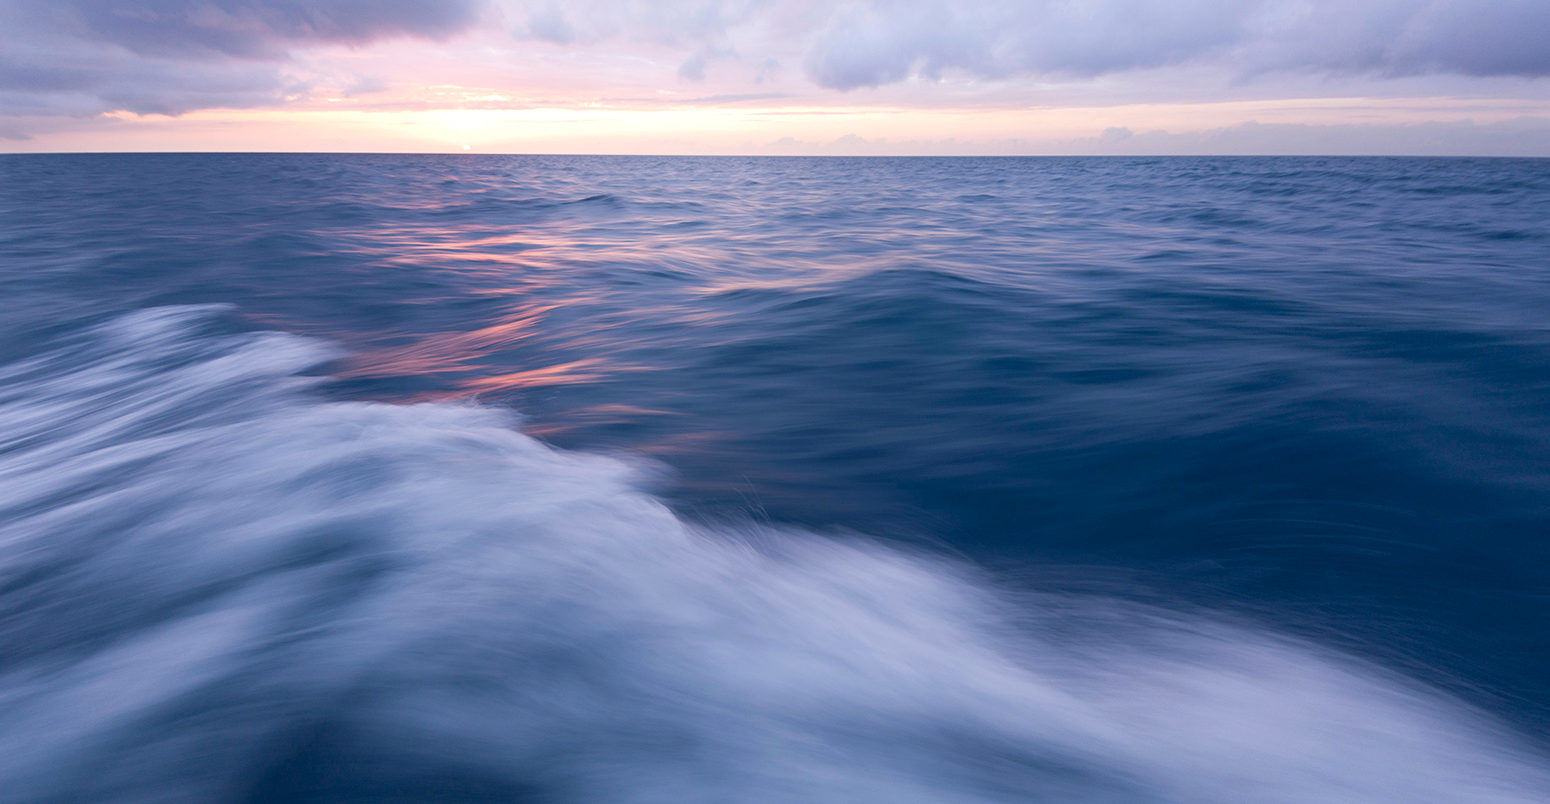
left=1, top=153, right=1547, bottom=801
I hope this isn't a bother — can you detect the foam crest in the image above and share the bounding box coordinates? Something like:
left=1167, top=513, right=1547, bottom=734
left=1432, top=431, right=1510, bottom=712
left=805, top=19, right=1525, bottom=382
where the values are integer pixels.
left=0, top=307, right=1544, bottom=802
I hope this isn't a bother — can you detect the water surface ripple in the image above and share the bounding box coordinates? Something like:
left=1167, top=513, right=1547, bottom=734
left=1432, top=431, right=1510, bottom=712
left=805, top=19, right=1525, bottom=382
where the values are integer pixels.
left=1, top=154, right=1548, bottom=801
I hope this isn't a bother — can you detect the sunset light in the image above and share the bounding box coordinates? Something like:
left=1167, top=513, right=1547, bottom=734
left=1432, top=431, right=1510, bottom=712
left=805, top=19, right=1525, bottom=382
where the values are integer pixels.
left=3, top=3, right=1549, bottom=801
left=4, top=1, right=1549, bottom=155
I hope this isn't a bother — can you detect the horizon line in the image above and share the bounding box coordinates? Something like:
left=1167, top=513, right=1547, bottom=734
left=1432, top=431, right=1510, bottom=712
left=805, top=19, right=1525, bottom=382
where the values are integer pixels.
left=4, top=150, right=1546, bottom=159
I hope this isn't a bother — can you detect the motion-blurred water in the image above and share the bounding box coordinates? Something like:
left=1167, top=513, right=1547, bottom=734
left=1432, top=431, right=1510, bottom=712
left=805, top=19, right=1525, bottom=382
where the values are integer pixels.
left=2, top=154, right=1548, bottom=801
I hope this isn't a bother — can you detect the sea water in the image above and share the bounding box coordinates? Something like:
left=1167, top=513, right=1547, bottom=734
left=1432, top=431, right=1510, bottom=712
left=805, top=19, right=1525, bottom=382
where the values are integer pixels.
left=1, top=154, right=1548, bottom=801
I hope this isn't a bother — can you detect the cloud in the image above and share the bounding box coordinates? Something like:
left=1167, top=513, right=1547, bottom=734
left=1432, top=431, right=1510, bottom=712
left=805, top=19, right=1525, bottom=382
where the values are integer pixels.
left=0, top=0, right=486, bottom=122
left=2, top=0, right=1548, bottom=145
left=803, top=0, right=1550, bottom=90
left=523, top=3, right=576, bottom=45
left=25, top=1, right=486, bottom=60
left=748, top=117, right=1550, bottom=157
left=754, top=57, right=782, bottom=84
left=511, top=0, right=754, bottom=49
left=677, top=50, right=709, bottom=82
left=508, top=0, right=811, bottom=84
left=1248, top=1, right=1550, bottom=79
left=342, top=74, right=388, bottom=98
left=502, top=2, right=1550, bottom=92
left=1062, top=116, right=1550, bottom=157
left=806, top=1, right=1245, bottom=90
left=0, top=43, right=292, bottom=117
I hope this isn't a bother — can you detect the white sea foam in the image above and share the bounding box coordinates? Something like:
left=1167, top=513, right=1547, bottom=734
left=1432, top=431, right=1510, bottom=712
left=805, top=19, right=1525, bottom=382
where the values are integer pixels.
left=0, top=306, right=1544, bottom=802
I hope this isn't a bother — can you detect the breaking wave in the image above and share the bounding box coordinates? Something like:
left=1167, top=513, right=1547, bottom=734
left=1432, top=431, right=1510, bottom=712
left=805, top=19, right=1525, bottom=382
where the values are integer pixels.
left=0, top=307, right=1544, bottom=802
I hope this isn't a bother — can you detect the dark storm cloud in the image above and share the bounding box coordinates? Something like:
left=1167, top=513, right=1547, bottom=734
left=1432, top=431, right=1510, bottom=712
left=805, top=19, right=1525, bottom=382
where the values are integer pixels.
left=803, top=0, right=1550, bottom=90
left=18, top=0, right=485, bottom=59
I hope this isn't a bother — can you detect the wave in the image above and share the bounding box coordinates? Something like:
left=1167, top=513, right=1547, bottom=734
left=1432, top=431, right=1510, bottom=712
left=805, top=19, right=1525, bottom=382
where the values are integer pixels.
left=0, top=306, right=1544, bottom=802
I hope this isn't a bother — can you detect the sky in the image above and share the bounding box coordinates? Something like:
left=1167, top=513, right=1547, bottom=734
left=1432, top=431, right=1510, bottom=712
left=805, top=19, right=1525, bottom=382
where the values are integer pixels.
left=2, top=0, right=1549, bottom=155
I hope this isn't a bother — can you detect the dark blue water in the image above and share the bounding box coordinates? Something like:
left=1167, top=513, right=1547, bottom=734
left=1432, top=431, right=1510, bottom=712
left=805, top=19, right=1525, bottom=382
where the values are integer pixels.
left=2, top=153, right=1548, bottom=802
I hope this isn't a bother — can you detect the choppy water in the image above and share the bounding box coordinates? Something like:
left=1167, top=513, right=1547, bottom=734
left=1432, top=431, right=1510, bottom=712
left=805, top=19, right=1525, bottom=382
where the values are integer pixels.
left=1, top=154, right=1548, bottom=802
